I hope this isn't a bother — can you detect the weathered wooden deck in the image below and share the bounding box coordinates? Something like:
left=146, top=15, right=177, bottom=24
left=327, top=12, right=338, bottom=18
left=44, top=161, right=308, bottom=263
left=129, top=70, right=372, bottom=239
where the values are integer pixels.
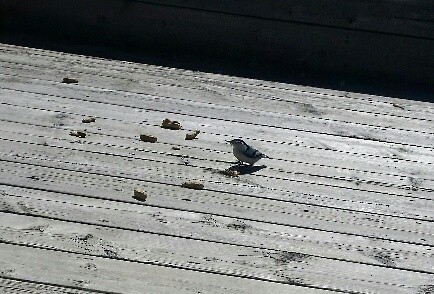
left=0, top=43, right=433, bottom=293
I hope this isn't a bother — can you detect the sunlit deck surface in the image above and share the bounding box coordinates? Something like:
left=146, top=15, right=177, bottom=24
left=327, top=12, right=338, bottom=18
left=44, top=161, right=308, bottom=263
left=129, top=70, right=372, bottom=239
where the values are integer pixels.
left=0, top=43, right=433, bottom=294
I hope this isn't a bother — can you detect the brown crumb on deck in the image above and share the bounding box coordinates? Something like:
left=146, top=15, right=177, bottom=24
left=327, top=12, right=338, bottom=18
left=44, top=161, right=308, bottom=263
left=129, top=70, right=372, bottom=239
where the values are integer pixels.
left=69, top=130, right=86, bottom=138
left=181, top=182, right=204, bottom=190
left=140, top=134, right=158, bottom=143
left=62, top=77, right=78, bottom=84
left=82, top=117, right=96, bottom=123
left=185, top=130, right=200, bottom=140
left=161, top=118, right=182, bottom=130
left=133, top=189, right=148, bottom=201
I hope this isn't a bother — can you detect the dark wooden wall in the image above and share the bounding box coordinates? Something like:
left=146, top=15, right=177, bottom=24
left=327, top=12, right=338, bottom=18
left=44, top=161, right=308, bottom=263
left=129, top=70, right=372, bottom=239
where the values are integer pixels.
left=1, top=0, right=433, bottom=86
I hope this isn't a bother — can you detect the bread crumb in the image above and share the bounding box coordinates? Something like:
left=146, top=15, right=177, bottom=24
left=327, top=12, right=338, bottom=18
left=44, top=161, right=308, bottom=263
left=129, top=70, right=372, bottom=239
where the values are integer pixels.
left=62, top=77, right=78, bottom=84
left=70, top=130, right=86, bottom=138
left=185, top=130, right=200, bottom=140
left=392, top=103, right=405, bottom=110
left=133, top=189, right=147, bottom=201
left=161, top=118, right=182, bottom=130
left=181, top=182, right=204, bottom=190
left=82, top=117, right=96, bottom=123
left=140, top=134, right=157, bottom=143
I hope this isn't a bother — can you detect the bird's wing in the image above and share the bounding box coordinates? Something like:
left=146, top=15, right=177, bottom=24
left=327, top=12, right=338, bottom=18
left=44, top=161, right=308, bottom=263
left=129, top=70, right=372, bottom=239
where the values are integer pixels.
left=243, top=146, right=263, bottom=158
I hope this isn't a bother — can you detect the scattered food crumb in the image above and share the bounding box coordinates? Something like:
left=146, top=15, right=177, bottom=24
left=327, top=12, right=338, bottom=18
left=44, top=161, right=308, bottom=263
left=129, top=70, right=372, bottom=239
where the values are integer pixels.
left=181, top=181, right=204, bottom=190
left=185, top=130, right=200, bottom=140
left=133, top=189, right=147, bottom=201
left=82, top=117, right=96, bottom=123
left=172, top=146, right=181, bottom=150
left=140, top=134, right=157, bottom=143
left=70, top=130, right=86, bottom=138
left=62, top=77, right=78, bottom=84
left=161, top=118, right=182, bottom=130
left=220, top=169, right=239, bottom=177
left=392, top=103, right=405, bottom=110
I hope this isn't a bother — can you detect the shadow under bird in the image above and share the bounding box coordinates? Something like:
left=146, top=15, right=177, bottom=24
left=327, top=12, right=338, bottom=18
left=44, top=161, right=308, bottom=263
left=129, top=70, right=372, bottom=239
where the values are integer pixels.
left=227, top=139, right=269, bottom=166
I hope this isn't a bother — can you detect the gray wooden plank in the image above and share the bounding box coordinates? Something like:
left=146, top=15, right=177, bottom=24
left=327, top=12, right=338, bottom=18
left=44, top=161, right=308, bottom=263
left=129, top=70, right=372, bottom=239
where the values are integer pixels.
left=0, top=43, right=430, bottom=232
left=1, top=185, right=432, bottom=273
left=1, top=212, right=433, bottom=293
left=2, top=116, right=431, bottom=195
left=1, top=109, right=431, bottom=194
left=1, top=50, right=433, bottom=125
left=3, top=46, right=430, bottom=181
left=1, top=73, right=433, bottom=149
left=0, top=160, right=432, bottom=246
left=1, top=88, right=433, bottom=180
left=0, top=277, right=109, bottom=294
left=1, top=243, right=321, bottom=294
left=1, top=131, right=433, bottom=225
left=1, top=44, right=433, bottom=121
left=1, top=43, right=432, bottom=113
left=0, top=101, right=432, bottom=199
left=1, top=43, right=433, bottom=294
left=2, top=42, right=432, bottom=116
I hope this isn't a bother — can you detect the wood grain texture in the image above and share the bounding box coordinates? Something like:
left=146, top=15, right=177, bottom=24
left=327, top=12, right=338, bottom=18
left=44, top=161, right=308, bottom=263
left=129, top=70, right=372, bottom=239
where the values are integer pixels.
left=1, top=212, right=433, bottom=293
left=1, top=45, right=433, bottom=118
left=0, top=43, right=433, bottom=293
left=1, top=129, right=433, bottom=223
left=1, top=243, right=320, bottom=294
left=0, top=160, right=432, bottom=245
left=0, top=276, right=111, bottom=294
left=2, top=43, right=432, bottom=109
left=1, top=185, right=433, bottom=272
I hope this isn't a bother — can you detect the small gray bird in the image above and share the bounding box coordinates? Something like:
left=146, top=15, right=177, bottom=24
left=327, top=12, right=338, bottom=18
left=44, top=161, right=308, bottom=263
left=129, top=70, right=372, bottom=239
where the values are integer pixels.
left=227, top=139, right=268, bottom=166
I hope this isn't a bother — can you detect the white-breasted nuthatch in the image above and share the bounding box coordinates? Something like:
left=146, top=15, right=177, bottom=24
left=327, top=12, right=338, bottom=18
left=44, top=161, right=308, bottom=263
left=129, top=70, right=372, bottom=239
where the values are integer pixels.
left=227, top=139, right=268, bottom=166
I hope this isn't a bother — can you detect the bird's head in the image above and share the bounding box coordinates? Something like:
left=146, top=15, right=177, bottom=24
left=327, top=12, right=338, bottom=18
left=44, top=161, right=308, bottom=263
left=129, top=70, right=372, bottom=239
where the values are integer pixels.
left=227, top=139, right=247, bottom=148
